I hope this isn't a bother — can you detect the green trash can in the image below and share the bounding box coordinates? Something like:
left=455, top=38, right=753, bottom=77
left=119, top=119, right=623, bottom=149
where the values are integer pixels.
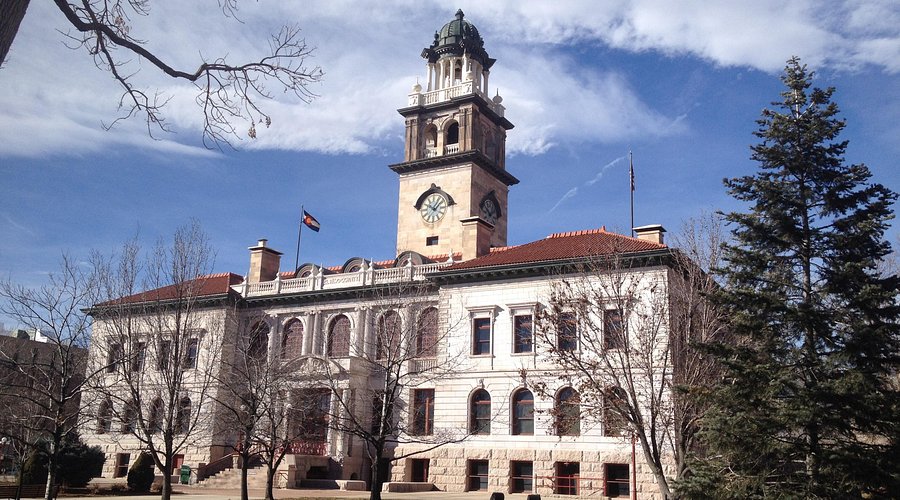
left=180, top=465, right=191, bottom=485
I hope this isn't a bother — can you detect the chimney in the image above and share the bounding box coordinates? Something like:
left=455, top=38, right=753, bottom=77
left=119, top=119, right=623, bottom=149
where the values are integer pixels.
left=247, top=239, right=283, bottom=284
left=633, top=224, right=666, bottom=245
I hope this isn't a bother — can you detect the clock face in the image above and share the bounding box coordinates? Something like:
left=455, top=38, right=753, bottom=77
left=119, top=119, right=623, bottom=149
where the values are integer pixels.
left=480, top=198, right=499, bottom=225
left=420, top=193, right=448, bottom=223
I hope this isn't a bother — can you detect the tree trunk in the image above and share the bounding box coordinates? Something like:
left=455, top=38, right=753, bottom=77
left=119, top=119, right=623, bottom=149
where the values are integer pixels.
left=369, top=453, right=384, bottom=500
left=43, top=440, right=58, bottom=500
left=264, top=466, right=276, bottom=500
left=0, top=0, right=30, bottom=65
left=15, top=462, right=24, bottom=500
left=240, top=462, right=248, bottom=500
left=161, top=463, right=172, bottom=500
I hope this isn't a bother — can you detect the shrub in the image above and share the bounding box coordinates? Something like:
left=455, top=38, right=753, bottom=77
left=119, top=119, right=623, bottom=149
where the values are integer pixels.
left=127, top=453, right=155, bottom=492
left=20, top=451, right=47, bottom=485
left=57, top=440, right=105, bottom=487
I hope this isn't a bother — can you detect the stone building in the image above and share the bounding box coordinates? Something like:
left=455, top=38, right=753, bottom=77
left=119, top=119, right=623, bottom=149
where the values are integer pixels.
left=82, top=10, right=684, bottom=499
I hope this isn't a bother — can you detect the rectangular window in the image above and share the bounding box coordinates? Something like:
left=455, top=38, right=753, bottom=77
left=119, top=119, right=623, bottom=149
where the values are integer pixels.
left=467, top=460, right=489, bottom=491
left=511, top=461, right=533, bottom=493
left=555, top=461, right=580, bottom=496
left=605, top=463, right=630, bottom=498
left=604, top=309, right=625, bottom=350
left=114, top=453, right=131, bottom=478
left=472, top=317, right=491, bottom=355
left=410, top=459, right=429, bottom=482
left=412, top=389, right=434, bottom=435
left=157, top=340, right=171, bottom=370
left=131, top=342, right=146, bottom=372
left=513, top=314, right=533, bottom=353
left=106, top=343, right=122, bottom=373
left=426, top=236, right=439, bottom=246
left=183, top=338, right=199, bottom=369
left=558, top=312, right=578, bottom=351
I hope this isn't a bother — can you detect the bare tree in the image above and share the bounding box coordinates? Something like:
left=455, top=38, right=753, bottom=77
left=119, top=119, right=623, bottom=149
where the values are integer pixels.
left=0, top=256, right=102, bottom=500
left=212, top=313, right=308, bottom=500
left=286, top=281, right=469, bottom=500
left=1, top=0, right=323, bottom=148
left=86, top=221, right=225, bottom=500
left=532, top=217, right=727, bottom=500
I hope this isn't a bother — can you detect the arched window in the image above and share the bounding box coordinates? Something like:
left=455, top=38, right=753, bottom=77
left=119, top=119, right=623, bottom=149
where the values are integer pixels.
left=603, top=387, right=628, bottom=437
left=148, top=398, right=164, bottom=434
left=512, top=389, right=534, bottom=436
left=376, top=311, right=401, bottom=360
left=446, top=122, right=459, bottom=145
left=555, top=387, right=581, bottom=436
left=327, top=315, right=351, bottom=358
left=416, top=307, right=438, bottom=358
left=97, top=399, right=112, bottom=434
left=121, top=400, right=137, bottom=433
left=424, top=124, right=438, bottom=147
left=470, top=389, right=491, bottom=435
left=282, top=319, right=303, bottom=359
left=176, top=397, right=191, bottom=434
left=248, top=321, right=270, bottom=360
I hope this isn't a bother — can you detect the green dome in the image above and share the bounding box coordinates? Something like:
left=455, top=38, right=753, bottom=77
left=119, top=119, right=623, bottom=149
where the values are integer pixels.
left=422, top=9, right=495, bottom=70
left=437, top=9, right=482, bottom=48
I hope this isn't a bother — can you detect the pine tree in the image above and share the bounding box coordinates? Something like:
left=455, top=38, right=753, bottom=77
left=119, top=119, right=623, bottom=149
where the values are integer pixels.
left=686, top=57, right=900, bottom=498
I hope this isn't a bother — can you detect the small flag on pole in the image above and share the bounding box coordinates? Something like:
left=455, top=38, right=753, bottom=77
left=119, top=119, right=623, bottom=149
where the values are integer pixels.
left=629, top=155, right=635, bottom=192
left=302, top=210, right=321, bottom=232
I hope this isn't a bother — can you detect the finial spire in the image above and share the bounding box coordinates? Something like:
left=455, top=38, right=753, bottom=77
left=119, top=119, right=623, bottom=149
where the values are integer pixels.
left=456, top=9, right=464, bottom=20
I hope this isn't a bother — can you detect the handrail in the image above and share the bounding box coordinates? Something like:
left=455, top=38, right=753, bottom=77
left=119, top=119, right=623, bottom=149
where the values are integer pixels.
left=197, top=453, right=236, bottom=482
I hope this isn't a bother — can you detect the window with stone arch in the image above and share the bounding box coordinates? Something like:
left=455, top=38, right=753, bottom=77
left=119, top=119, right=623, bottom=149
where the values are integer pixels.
left=415, top=307, right=438, bottom=358
left=512, top=388, right=534, bottom=436
left=470, top=389, right=491, bottom=435
left=248, top=320, right=270, bottom=360
left=176, top=397, right=191, bottom=434
left=446, top=121, right=459, bottom=145
left=148, top=397, right=164, bottom=433
left=555, top=387, right=581, bottom=436
left=424, top=124, right=438, bottom=148
left=327, top=315, right=351, bottom=358
left=282, top=319, right=303, bottom=359
left=97, top=399, right=112, bottom=434
left=376, top=310, right=401, bottom=360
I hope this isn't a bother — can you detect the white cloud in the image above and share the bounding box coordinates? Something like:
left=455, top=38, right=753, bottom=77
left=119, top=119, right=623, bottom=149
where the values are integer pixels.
left=0, top=1, right=896, bottom=158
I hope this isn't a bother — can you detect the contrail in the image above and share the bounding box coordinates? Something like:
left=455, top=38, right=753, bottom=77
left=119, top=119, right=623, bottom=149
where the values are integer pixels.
left=547, top=155, right=627, bottom=214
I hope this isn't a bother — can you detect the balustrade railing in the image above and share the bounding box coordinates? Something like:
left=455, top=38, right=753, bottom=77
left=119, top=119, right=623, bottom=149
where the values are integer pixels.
left=236, top=260, right=451, bottom=298
left=286, top=440, right=327, bottom=456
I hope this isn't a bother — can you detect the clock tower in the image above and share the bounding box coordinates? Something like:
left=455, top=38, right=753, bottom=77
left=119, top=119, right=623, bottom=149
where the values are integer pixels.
left=391, top=9, right=517, bottom=261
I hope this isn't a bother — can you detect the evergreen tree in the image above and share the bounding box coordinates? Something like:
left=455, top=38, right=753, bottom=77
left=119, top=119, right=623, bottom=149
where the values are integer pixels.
left=127, top=453, right=155, bottom=493
left=685, top=57, right=900, bottom=498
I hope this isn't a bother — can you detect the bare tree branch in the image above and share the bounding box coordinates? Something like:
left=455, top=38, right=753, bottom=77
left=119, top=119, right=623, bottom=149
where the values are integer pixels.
left=47, top=0, right=323, bottom=148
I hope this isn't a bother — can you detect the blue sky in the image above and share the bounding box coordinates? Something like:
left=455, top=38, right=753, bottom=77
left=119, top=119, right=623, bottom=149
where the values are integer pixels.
left=1, top=1, right=898, bottom=328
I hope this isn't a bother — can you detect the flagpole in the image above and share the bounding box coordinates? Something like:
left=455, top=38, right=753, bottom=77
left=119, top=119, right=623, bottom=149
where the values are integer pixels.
left=294, top=204, right=304, bottom=273
left=629, top=151, right=635, bottom=238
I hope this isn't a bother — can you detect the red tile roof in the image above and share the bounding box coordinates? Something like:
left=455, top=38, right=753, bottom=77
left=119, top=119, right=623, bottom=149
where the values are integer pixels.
left=98, top=272, right=244, bottom=306
left=445, top=227, right=667, bottom=271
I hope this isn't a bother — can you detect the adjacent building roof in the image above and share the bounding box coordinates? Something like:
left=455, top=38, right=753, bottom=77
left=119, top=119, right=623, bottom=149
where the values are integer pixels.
left=96, top=272, right=244, bottom=306
left=443, top=227, right=667, bottom=271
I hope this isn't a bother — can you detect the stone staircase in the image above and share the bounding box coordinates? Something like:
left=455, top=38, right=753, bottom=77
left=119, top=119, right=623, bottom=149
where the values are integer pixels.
left=198, top=464, right=268, bottom=489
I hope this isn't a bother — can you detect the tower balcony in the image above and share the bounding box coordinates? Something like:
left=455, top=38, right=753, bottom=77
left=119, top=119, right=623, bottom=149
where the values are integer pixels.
left=407, top=80, right=505, bottom=118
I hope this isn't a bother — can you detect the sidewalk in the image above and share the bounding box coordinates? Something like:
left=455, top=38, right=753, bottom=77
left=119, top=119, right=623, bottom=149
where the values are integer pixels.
left=61, top=484, right=542, bottom=500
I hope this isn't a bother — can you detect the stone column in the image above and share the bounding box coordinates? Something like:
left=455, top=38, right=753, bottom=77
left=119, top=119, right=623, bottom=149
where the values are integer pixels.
left=427, top=63, right=433, bottom=91
left=352, top=307, right=367, bottom=357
